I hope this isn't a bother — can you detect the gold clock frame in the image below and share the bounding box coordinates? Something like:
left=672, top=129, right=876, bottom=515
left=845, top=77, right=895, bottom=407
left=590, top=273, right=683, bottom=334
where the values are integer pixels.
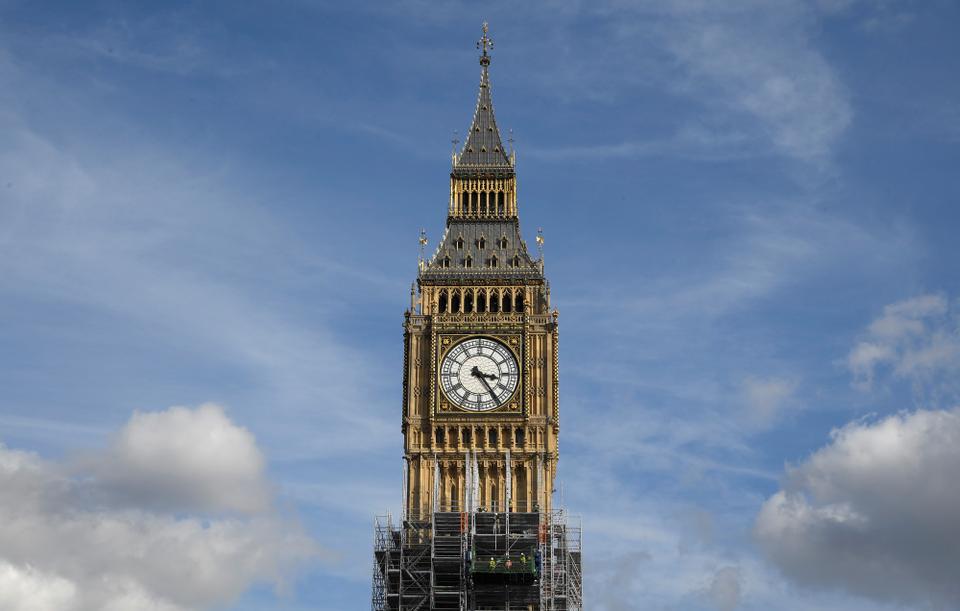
left=434, top=333, right=523, bottom=415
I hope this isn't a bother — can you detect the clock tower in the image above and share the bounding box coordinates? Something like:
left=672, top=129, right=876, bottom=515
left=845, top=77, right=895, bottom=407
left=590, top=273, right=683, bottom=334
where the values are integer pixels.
left=403, top=23, right=558, bottom=520
left=373, top=24, right=580, bottom=611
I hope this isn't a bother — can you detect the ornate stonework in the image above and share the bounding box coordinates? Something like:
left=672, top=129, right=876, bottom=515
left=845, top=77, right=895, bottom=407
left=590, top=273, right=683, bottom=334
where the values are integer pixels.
left=400, top=28, right=559, bottom=518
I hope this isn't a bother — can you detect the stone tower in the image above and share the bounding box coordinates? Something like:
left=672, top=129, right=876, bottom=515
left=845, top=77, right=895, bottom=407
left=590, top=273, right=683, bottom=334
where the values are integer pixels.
left=373, top=24, right=580, bottom=611
left=402, top=22, right=558, bottom=520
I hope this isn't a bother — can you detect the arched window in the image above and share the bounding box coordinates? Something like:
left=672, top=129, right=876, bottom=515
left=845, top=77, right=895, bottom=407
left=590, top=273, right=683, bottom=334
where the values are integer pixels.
left=515, top=428, right=525, bottom=447
left=491, top=293, right=500, bottom=313
left=515, top=292, right=524, bottom=313
left=452, top=292, right=461, bottom=312
left=462, top=191, right=468, bottom=212
left=462, top=428, right=471, bottom=445
left=503, top=291, right=513, bottom=313
left=436, top=427, right=445, bottom=446
left=490, top=255, right=498, bottom=268
left=470, top=192, right=478, bottom=214
left=498, top=191, right=505, bottom=215
left=455, top=237, right=464, bottom=250
left=477, top=290, right=487, bottom=313
left=499, top=237, right=508, bottom=249
left=481, top=191, right=488, bottom=215
left=442, top=256, right=451, bottom=268
left=488, top=428, right=498, bottom=446
left=438, top=291, right=448, bottom=312
left=464, top=290, right=474, bottom=313
left=512, top=255, right=520, bottom=268
left=465, top=256, right=473, bottom=269
left=478, top=237, right=486, bottom=250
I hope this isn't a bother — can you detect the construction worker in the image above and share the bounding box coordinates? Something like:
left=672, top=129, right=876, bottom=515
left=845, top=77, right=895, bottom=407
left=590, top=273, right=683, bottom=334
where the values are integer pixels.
left=489, top=557, right=496, bottom=571
left=520, top=552, right=527, bottom=568
left=505, top=557, right=513, bottom=569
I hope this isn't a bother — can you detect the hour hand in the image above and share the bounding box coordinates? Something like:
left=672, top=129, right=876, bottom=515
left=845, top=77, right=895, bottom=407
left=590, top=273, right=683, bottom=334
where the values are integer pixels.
left=470, top=366, right=498, bottom=380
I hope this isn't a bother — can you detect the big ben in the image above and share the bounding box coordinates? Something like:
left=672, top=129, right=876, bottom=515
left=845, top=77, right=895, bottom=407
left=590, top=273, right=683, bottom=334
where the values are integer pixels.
left=373, top=24, right=582, bottom=611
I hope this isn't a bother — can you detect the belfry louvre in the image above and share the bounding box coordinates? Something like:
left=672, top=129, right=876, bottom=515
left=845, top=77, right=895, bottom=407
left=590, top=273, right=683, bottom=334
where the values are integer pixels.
left=372, top=24, right=582, bottom=611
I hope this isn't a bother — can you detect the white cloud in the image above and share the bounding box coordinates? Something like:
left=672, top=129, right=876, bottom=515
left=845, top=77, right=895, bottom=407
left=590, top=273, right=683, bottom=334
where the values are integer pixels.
left=0, top=405, right=318, bottom=611
left=0, top=561, right=77, bottom=611
left=659, top=4, right=852, bottom=162
left=848, top=294, right=960, bottom=393
left=755, top=408, right=960, bottom=607
left=86, top=403, right=270, bottom=514
left=518, top=1, right=853, bottom=163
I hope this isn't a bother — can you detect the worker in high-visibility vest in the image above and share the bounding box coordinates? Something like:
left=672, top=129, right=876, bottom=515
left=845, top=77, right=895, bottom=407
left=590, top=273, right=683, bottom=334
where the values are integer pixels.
left=520, top=552, right=527, bottom=568
left=489, top=557, right=496, bottom=571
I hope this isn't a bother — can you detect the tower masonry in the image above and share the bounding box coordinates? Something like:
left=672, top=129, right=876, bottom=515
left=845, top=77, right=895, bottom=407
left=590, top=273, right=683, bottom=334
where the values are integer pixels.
left=373, top=24, right=582, bottom=611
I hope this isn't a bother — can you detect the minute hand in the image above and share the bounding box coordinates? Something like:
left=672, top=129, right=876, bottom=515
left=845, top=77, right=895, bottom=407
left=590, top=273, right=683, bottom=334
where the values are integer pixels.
left=471, top=367, right=501, bottom=405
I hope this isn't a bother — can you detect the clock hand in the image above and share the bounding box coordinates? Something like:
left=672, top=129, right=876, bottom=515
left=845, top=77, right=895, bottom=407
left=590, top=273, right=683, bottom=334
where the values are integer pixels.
left=470, top=365, right=498, bottom=380
left=479, top=376, right=500, bottom=405
left=470, top=367, right=501, bottom=405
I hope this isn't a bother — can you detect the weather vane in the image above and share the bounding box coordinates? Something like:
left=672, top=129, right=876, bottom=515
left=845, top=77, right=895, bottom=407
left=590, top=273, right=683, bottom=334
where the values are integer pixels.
left=477, top=22, right=493, bottom=64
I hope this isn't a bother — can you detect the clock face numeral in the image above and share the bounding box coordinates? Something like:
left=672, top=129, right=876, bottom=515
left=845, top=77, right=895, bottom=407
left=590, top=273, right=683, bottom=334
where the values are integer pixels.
left=439, top=337, right=519, bottom=412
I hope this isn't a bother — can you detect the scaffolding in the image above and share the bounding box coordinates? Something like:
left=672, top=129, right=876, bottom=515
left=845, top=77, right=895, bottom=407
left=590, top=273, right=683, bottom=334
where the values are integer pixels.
left=373, top=509, right=582, bottom=610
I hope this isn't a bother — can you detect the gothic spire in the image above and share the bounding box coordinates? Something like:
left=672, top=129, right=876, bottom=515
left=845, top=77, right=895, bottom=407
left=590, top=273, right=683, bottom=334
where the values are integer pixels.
left=454, top=23, right=513, bottom=176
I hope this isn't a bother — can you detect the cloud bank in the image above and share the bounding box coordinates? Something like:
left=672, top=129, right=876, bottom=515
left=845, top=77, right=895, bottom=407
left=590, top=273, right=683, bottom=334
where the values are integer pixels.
left=755, top=407, right=960, bottom=607
left=0, top=404, right=317, bottom=611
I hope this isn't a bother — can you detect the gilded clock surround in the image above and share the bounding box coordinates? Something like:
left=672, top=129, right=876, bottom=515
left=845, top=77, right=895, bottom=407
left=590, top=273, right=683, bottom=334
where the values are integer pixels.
left=435, top=333, right=523, bottom=414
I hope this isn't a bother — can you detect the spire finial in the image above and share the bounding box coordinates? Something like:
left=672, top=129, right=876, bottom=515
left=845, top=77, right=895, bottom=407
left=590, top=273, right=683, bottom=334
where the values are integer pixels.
left=418, top=228, right=428, bottom=269
left=477, top=22, right=493, bottom=66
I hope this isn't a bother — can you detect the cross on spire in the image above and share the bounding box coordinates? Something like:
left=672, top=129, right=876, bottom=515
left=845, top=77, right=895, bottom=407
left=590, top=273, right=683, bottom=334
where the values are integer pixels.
left=477, top=22, right=493, bottom=65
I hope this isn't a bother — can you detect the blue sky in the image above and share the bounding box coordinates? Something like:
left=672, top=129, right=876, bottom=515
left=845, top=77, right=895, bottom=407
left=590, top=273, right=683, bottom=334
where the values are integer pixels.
left=1, top=1, right=960, bottom=609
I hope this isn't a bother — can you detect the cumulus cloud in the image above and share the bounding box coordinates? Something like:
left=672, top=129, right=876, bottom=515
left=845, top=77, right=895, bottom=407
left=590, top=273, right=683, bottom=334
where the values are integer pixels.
left=0, top=404, right=318, bottom=611
left=847, top=294, right=960, bottom=392
left=755, top=408, right=960, bottom=606
left=85, top=403, right=270, bottom=514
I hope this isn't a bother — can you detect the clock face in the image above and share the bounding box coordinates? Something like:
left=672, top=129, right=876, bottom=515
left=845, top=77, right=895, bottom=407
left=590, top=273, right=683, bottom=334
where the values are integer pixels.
left=439, top=337, right=520, bottom=412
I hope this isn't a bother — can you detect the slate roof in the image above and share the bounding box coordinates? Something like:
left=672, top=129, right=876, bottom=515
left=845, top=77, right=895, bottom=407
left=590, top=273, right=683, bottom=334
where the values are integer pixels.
left=420, top=29, right=541, bottom=284
left=453, top=54, right=514, bottom=176
left=420, top=220, right=542, bottom=282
